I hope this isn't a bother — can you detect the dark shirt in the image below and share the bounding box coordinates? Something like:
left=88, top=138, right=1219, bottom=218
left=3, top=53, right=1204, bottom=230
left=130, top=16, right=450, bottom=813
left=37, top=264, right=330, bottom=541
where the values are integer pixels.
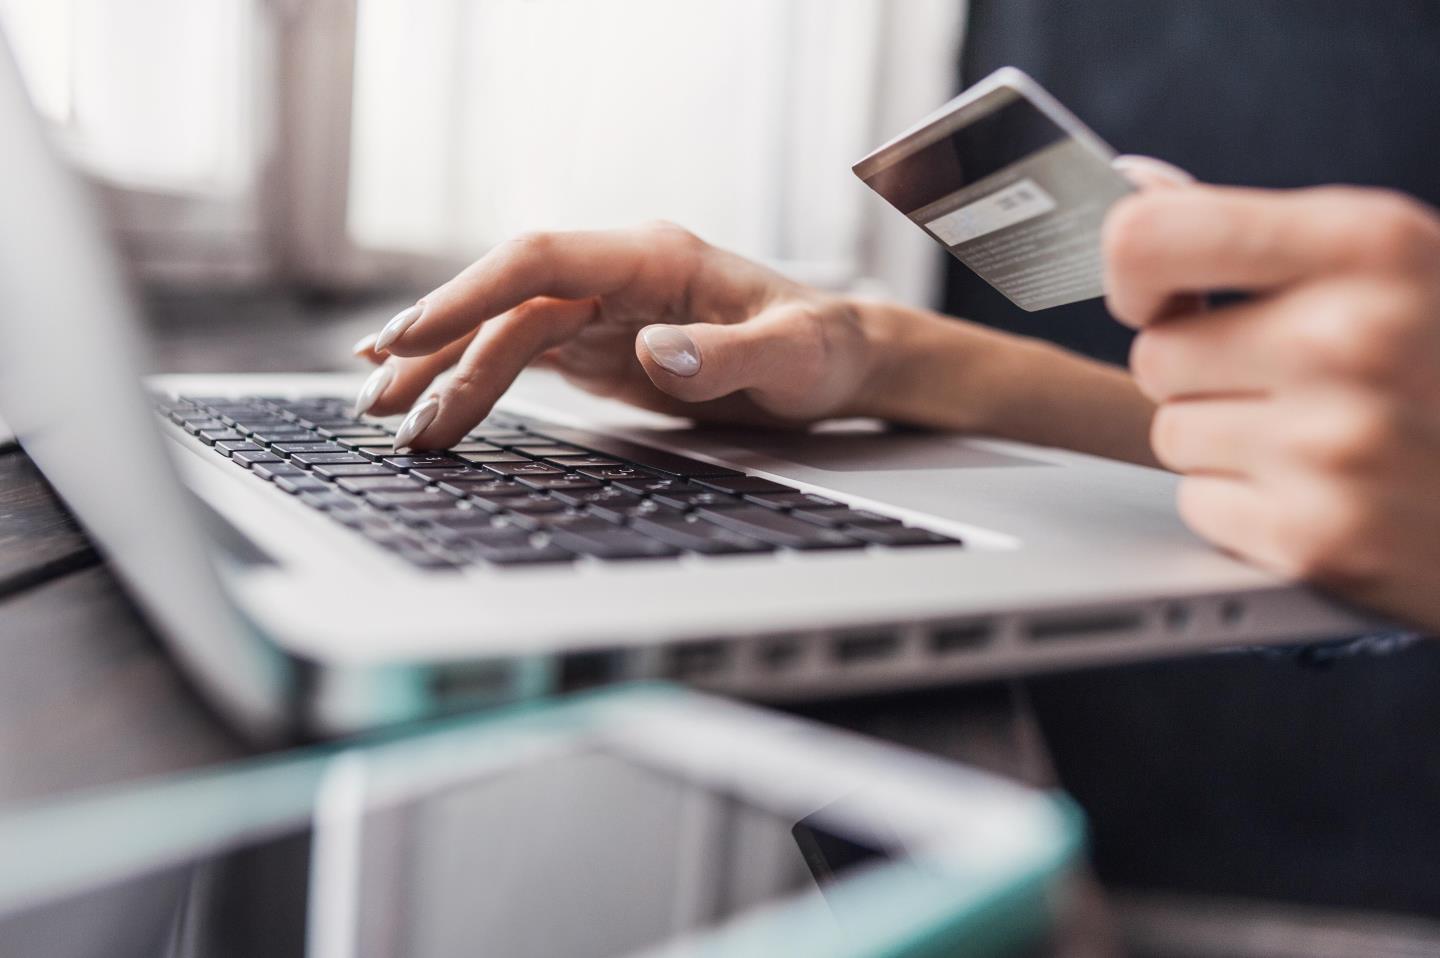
left=949, top=0, right=1440, bottom=365
left=957, top=1, right=1440, bottom=915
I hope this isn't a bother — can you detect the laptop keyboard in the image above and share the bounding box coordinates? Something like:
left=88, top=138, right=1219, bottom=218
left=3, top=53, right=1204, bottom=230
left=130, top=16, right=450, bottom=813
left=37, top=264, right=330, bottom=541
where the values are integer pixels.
left=154, top=394, right=962, bottom=570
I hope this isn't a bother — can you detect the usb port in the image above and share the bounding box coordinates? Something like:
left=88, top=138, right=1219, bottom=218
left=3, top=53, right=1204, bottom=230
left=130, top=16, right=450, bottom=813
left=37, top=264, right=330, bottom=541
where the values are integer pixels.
left=832, top=630, right=900, bottom=664
left=928, top=622, right=992, bottom=655
left=666, top=641, right=730, bottom=678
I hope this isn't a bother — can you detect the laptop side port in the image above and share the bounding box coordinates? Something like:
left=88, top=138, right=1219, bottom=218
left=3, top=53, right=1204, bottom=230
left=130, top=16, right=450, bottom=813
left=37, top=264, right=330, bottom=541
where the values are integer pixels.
left=756, top=636, right=804, bottom=672
left=927, top=621, right=992, bottom=655
left=831, top=630, right=901, bottom=665
left=558, top=648, right=629, bottom=692
left=664, top=640, right=731, bottom=679
left=1026, top=610, right=1144, bottom=642
left=430, top=660, right=517, bottom=709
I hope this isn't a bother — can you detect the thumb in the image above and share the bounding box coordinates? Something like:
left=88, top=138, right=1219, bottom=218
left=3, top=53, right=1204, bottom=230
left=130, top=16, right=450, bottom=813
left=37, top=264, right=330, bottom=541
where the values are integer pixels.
left=1112, top=154, right=1195, bottom=191
left=635, top=305, right=834, bottom=410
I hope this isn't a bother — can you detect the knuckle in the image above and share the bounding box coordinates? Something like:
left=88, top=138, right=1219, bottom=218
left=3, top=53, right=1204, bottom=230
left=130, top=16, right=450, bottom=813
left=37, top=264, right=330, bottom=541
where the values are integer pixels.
left=501, top=230, right=554, bottom=261
left=1284, top=487, right=1385, bottom=584
left=1300, top=399, right=1397, bottom=474
left=644, top=220, right=705, bottom=251
left=1286, top=301, right=1401, bottom=382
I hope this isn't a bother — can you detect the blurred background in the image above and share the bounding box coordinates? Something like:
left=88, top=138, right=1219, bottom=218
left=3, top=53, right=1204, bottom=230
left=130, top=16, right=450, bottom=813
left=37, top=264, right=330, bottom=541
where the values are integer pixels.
left=0, top=0, right=958, bottom=350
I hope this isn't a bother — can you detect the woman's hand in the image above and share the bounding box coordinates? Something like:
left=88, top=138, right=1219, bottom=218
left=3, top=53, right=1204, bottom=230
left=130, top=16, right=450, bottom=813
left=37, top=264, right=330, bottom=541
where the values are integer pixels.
left=352, top=222, right=879, bottom=449
left=1104, top=183, right=1440, bottom=631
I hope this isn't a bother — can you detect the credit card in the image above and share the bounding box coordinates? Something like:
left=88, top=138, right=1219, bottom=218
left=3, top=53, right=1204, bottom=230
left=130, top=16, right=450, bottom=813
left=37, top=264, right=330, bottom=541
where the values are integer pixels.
left=854, top=67, right=1134, bottom=312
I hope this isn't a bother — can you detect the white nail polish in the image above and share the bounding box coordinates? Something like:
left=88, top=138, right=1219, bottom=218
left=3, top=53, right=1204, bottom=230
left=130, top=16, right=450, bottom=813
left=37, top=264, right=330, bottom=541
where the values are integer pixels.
left=393, top=395, right=440, bottom=450
left=374, top=303, right=424, bottom=351
left=352, top=332, right=379, bottom=356
left=353, top=363, right=395, bottom=417
left=641, top=325, right=701, bottom=377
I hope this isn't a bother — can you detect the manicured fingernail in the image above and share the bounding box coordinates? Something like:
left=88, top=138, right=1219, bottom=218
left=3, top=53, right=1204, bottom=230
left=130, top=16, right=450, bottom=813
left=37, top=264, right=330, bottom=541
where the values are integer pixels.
left=393, top=395, right=440, bottom=450
left=353, top=363, right=395, bottom=416
left=641, top=325, right=701, bottom=377
left=374, top=303, right=424, bottom=351
left=352, top=332, right=379, bottom=356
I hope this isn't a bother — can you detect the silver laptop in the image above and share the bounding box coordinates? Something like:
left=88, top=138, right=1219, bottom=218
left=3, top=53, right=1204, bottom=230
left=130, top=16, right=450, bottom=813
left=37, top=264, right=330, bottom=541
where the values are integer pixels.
left=0, top=37, right=1379, bottom=740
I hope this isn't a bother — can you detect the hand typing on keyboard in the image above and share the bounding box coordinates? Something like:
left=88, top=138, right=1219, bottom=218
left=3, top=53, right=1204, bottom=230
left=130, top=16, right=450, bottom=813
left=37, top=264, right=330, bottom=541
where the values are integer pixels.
left=351, top=222, right=883, bottom=450
left=159, top=395, right=960, bottom=569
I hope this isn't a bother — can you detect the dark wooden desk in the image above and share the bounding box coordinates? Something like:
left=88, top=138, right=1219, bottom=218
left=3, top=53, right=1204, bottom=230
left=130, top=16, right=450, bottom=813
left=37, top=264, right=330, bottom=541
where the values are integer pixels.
left=0, top=445, right=248, bottom=805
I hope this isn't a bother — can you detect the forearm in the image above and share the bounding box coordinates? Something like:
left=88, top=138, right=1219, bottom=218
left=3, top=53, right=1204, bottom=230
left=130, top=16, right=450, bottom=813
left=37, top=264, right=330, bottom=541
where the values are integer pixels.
left=853, top=299, right=1161, bottom=467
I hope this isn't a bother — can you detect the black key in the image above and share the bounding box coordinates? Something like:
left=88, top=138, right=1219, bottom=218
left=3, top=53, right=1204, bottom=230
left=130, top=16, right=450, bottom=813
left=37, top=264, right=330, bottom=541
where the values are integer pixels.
left=434, top=477, right=530, bottom=499
left=274, top=475, right=331, bottom=495
left=693, top=506, right=864, bottom=550
left=393, top=503, right=478, bottom=526
left=335, top=476, right=425, bottom=495
left=272, top=442, right=347, bottom=455
left=514, top=475, right=603, bottom=492
left=574, top=465, right=661, bottom=482
left=548, top=525, right=679, bottom=560
left=493, top=512, right=608, bottom=533
left=216, top=440, right=263, bottom=454
left=252, top=462, right=308, bottom=481
left=647, top=489, right=745, bottom=511
left=508, top=444, right=583, bottom=458
left=694, top=476, right=793, bottom=495
left=585, top=498, right=681, bottom=525
left=435, top=524, right=531, bottom=546
left=842, top=525, right=961, bottom=547
left=535, top=429, right=744, bottom=478
left=248, top=428, right=315, bottom=443
left=743, top=492, right=841, bottom=511
left=789, top=507, right=901, bottom=529
left=232, top=451, right=285, bottom=468
left=181, top=418, right=226, bottom=435
left=312, top=463, right=401, bottom=479
left=544, top=455, right=624, bottom=469
left=455, top=452, right=531, bottom=465
left=425, top=515, right=516, bottom=539
left=317, top=425, right=389, bottom=438
left=445, top=442, right=504, bottom=454
left=482, top=461, right=566, bottom=477
left=466, top=542, right=575, bottom=566
left=549, top=487, right=643, bottom=509
left=475, top=496, right=570, bottom=521
left=365, top=491, right=454, bottom=510
left=629, top=515, right=774, bottom=555
left=409, top=467, right=492, bottom=484
left=609, top=476, right=701, bottom=496
left=467, top=430, right=531, bottom=443
left=197, top=429, right=245, bottom=445
left=291, top=452, right=371, bottom=467
left=382, top=455, right=461, bottom=470
left=337, top=436, right=399, bottom=450
left=298, top=492, right=364, bottom=512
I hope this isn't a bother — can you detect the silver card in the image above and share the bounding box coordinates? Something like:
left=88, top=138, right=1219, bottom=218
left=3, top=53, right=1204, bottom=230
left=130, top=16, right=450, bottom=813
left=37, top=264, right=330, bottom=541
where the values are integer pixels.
left=855, top=68, right=1134, bottom=312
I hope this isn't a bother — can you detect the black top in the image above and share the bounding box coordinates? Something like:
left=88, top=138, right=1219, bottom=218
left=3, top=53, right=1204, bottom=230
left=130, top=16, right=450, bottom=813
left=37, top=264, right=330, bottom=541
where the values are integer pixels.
left=947, top=0, right=1440, bottom=364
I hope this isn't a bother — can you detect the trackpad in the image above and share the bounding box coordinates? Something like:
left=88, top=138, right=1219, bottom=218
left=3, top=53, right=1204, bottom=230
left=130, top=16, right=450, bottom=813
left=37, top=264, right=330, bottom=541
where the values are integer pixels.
left=682, top=426, right=1050, bottom=473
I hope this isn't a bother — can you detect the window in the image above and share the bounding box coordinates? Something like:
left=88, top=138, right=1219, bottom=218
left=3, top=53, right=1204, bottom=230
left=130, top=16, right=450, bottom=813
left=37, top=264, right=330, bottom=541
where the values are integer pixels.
left=0, top=0, right=963, bottom=303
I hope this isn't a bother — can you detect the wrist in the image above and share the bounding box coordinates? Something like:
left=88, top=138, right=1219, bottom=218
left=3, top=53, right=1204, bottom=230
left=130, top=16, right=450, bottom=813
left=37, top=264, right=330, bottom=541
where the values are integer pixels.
left=847, top=298, right=1013, bottom=432
left=845, top=296, right=1160, bottom=465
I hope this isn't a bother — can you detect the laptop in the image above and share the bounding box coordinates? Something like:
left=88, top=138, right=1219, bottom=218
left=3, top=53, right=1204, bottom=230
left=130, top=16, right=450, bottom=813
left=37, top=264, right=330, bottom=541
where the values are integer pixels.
left=0, top=36, right=1379, bottom=740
